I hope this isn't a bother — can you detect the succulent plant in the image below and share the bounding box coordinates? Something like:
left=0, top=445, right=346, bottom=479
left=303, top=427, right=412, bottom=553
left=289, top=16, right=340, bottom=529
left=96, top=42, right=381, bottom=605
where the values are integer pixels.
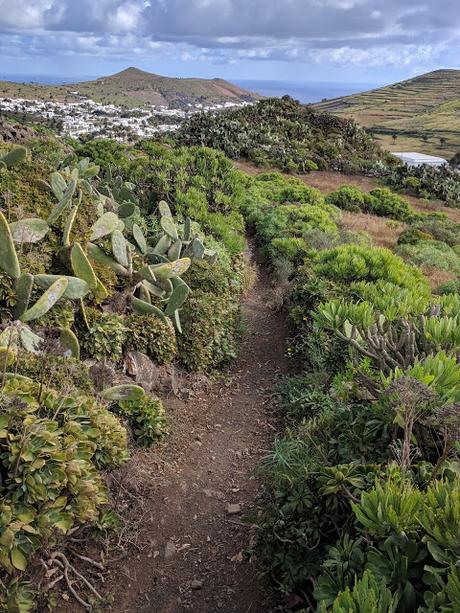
left=20, top=277, right=69, bottom=323
left=71, top=243, right=99, bottom=291
left=34, top=274, right=90, bottom=300
left=12, top=273, right=34, bottom=320
left=9, top=218, right=49, bottom=244
left=0, top=211, right=21, bottom=279
left=47, top=179, right=77, bottom=224
left=100, top=384, right=146, bottom=402
left=132, top=223, right=147, bottom=254
left=59, top=327, right=81, bottom=359
left=90, top=211, right=120, bottom=241
left=111, top=229, right=129, bottom=267
left=0, top=146, right=27, bottom=169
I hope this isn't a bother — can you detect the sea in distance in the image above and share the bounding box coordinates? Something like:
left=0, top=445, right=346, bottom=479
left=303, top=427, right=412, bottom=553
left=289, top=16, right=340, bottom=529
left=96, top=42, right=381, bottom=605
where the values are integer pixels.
left=0, top=74, right=378, bottom=104
left=234, top=79, right=378, bottom=103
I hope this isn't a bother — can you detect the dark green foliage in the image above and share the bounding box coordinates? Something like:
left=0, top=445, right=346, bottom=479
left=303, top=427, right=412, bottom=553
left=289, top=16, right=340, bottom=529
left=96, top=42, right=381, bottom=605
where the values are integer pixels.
left=125, top=314, right=177, bottom=364
left=326, top=185, right=416, bottom=222
left=318, top=570, right=398, bottom=612
left=278, top=375, right=341, bottom=422
left=365, top=188, right=416, bottom=221
left=397, top=240, right=460, bottom=275
left=399, top=215, right=460, bottom=246
left=437, top=279, right=460, bottom=295
left=386, top=163, right=460, bottom=207
left=115, top=394, right=167, bottom=447
left=79, top=308, right=127, bottom=362
left=326, top=185, right=366, bottom=212
left=178, top=289, right=240, bottom=372
left=176, top=258, right=243, bottom=371
left=174, top=97, right=382, bottom=173
left=397, top=227, right=433, bottom=245
left=74, top=139, right=131, bottom=170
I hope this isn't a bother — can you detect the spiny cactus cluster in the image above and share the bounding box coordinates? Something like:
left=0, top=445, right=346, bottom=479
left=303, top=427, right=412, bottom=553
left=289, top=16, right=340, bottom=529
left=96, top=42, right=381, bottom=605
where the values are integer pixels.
left=0, top=208, right=75, bottom=363
left=0, top=150, right=219, bottom=362
left=131, top=199, right=216, bottom=332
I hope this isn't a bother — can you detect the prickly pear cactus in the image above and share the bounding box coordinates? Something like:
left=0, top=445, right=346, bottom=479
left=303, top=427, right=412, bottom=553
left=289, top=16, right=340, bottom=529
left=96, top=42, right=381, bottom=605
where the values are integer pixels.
left=0, top=211, right=21, bottom=279
left=0, top=146, right=27, bottom=168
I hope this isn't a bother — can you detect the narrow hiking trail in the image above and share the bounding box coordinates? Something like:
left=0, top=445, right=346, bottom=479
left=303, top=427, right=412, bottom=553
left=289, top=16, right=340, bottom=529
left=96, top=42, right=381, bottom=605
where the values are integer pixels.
left=106, top=246, right=288, bottom=613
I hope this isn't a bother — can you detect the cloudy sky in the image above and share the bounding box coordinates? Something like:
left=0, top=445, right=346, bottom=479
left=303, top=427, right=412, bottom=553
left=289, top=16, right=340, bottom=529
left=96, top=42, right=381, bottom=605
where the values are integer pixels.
left=0, top=0, right=458, bottom=85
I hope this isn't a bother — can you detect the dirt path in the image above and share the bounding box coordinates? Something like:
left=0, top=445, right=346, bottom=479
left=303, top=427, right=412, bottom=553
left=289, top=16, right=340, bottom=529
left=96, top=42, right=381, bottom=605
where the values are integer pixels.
left=106, top=246, right=288, bottom=613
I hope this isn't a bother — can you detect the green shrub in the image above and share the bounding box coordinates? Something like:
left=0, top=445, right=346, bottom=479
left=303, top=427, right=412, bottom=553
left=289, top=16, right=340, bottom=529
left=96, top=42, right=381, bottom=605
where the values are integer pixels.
left=174, top=97, right=382, bottom=172
left=397, top=227, right=432, bottom=245
left=178, top=289, right=240, bottom=371
left=326, top=185, right=366, bottom=212
left=16, top=353, right=94, bottom=395
left=397, top=240, right=460, bottom=275
left=79, top=308, right=127, bottom=362
left=125, top=314, right=177, bottom=364
left=314, top=244, right=428, bottom=290
left=326, top=186, right=416, bottom=222
left=402, top=215, right=460, bottom=247
left=438, top=280, right=460, bottom=295
left=318, top=570, right=398, bottom=613
left=115, top=394, right=167, bottom=447
left=278, top=376, right=339, bottom=422
left=404, top=175, right=422, bottom=192
left=0, top=375, right=128, bottom=578
left=366, top=188, right=415, bottom=221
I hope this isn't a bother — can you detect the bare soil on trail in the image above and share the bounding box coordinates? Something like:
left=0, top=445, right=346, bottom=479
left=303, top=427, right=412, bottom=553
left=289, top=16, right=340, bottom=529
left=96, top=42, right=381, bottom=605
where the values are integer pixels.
left=103, top=247, right=288, bottom=613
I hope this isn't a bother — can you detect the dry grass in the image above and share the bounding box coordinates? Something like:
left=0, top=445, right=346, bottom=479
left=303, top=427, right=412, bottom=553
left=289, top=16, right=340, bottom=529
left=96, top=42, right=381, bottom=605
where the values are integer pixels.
left=420, top=267, right=457, bottom=291
left=306, top=170, right=379, bottom=193
left=339, top=211, right=404, bottom=249
left=406, top=196, right=460, bottom=222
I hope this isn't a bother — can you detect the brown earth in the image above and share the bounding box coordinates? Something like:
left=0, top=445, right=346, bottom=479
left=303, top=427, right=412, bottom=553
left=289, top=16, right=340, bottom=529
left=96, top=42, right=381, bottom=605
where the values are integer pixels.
left=78, top=246, right=288, bottom=613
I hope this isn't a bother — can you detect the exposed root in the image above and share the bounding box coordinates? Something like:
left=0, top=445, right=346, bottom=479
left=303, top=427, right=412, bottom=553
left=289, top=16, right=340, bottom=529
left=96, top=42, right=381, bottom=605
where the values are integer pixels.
left=43, top=551, right=104, bottom=610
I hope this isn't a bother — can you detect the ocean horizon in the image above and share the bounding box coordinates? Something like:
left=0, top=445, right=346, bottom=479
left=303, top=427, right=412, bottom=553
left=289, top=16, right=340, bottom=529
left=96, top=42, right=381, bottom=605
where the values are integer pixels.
left=0, top=73, right=378, bottom=104
left=233, top=79, right=379, bottom=103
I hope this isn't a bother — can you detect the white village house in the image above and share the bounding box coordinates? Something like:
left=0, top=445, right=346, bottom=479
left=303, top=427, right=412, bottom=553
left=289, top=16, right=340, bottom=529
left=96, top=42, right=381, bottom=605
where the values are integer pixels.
left=393, top=151, right=448, bottom=167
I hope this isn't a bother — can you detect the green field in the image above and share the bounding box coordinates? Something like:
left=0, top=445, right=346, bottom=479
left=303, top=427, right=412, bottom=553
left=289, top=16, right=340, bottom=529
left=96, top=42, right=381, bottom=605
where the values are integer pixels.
left=315, top=69, right=460, bottom=158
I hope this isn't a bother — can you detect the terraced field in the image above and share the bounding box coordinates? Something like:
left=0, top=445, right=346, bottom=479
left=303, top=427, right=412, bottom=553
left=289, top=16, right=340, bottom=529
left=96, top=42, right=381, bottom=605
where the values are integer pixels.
left=315, top=69, right=460, bottom=157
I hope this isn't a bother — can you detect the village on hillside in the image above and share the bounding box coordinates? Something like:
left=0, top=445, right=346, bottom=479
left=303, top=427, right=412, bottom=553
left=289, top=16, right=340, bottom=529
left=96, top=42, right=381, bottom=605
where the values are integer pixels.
left=0, top=94, right=250, bottom=140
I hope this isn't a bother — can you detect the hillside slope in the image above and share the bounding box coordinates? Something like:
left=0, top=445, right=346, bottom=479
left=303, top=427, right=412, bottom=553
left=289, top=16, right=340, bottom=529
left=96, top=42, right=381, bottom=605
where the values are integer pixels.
left=0, top=67, right=259, bottom=109
left=174, top=96, right=384, bottom=173
left=315, top=69, right=460, bottom=157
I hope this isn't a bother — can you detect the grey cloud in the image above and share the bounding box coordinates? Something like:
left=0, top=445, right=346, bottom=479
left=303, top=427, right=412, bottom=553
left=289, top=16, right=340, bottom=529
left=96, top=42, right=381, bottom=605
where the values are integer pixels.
left=0, top=0, right=458, bottom=69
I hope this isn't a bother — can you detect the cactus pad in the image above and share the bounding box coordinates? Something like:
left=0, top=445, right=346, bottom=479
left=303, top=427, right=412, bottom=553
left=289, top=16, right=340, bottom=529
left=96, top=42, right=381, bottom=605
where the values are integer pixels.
left=0, top=211, right=21, bottom=279
left=9, top=218, right=49, bottom=244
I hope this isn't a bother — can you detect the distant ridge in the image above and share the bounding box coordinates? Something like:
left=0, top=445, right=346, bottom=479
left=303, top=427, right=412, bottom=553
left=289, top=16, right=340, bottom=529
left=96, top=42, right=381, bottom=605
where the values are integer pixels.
left=0, top=66, right=260, bottom=109
left=314, top=69, right=460, bottom=156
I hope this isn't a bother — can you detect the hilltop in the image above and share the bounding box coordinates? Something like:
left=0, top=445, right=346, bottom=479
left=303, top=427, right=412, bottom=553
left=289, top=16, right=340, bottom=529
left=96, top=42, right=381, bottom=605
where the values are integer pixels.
left=315, top=69, right=460, bottom=157
left=174, top=96, right=384, bottom=173
left=0, top=67, right=259, bottom=109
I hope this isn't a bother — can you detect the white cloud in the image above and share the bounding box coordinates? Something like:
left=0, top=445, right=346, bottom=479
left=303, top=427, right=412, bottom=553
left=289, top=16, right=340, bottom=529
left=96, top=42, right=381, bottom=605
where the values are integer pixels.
left=0, top=0, right=458, bottom=74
